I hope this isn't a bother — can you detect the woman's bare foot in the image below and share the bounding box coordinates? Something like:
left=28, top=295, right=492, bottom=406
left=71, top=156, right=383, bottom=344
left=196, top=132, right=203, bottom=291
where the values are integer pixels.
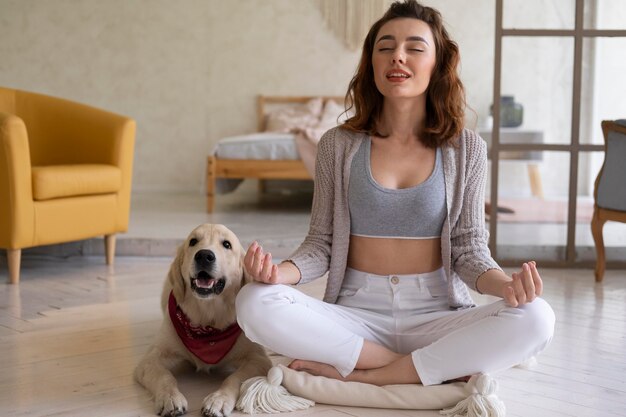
left=288, top=360, right=348, bottom=381
left=289, top=355, right=421, bottom=386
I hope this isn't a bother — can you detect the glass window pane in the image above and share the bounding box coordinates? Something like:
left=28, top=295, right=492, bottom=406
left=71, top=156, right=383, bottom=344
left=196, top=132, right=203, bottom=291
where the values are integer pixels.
left=494, top=151, right=570, bottom=262
left=503, top=0, right=575, bottom=30
left=580, top=37, right=626, bottom=145
left=584, top=0, right=626, bottom=30
left=500, top=37, right=574, bottom=144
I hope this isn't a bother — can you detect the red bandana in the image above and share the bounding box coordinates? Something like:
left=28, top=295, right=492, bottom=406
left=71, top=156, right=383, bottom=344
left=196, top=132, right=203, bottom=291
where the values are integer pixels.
left=168, top=291, right=242, bottom=364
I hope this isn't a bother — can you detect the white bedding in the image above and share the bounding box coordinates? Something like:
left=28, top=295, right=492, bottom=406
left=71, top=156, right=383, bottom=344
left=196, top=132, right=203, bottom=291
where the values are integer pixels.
left=213, top=132, right=300, bottom=160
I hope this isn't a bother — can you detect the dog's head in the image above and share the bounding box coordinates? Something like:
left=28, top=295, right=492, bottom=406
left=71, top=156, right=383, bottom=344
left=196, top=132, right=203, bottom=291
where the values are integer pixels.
left=168, top=223, right=250, bottom=302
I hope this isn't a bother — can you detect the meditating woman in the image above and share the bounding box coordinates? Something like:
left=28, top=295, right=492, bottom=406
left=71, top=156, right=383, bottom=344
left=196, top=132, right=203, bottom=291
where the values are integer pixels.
left=236, top=0, right=555, bottom=386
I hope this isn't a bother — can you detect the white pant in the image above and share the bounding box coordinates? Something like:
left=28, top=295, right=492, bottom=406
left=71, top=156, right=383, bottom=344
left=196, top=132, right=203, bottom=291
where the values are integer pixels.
left=236, top=268, right=555, bottom=386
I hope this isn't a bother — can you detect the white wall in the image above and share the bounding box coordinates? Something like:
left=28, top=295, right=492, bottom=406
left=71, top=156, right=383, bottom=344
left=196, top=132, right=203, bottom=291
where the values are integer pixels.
left=0, top=0, right=497, bottom=193
left=0, top=0, right=359, bottom=192
left=1, top=0, right=622, bottom=197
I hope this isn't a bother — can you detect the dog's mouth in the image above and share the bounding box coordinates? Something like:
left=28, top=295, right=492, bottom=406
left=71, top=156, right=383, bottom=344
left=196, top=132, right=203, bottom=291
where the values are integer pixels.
left=191, top=271, right=226, bottom=297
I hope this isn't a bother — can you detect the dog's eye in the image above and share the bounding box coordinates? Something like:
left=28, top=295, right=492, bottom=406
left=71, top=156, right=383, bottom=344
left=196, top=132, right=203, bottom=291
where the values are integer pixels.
left=222, top=240, right=232, bottom=250
left=189, top=238, right=198, bottom=247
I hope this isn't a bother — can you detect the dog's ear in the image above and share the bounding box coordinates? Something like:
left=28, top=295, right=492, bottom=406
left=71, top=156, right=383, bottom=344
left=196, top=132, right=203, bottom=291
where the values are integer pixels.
left=168, top=244, right=186, bottom=302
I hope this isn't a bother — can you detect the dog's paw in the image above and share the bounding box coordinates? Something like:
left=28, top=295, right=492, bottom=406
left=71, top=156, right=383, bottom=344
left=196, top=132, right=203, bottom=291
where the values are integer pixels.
left=155, top=389, right=188, bottom=417
left=201, top=390, right=236, bottom=417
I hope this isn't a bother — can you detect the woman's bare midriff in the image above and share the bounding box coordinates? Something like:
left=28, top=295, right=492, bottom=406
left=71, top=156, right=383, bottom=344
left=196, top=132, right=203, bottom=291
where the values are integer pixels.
left=347, top=235, right=442, bottom=275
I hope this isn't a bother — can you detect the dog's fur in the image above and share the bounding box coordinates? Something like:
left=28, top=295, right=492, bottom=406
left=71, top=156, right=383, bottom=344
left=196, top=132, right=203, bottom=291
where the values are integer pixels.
left=134, top=224, right=271, bottom=417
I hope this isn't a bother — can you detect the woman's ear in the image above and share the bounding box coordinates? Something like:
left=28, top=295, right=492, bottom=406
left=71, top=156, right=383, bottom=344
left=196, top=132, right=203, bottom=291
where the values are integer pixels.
left=168, top=244, right=186, bottom=302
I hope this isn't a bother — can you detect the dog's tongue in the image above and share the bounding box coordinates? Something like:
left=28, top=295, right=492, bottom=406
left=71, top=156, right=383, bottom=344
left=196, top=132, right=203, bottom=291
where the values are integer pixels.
left=195, top=278, right=216, bottom=289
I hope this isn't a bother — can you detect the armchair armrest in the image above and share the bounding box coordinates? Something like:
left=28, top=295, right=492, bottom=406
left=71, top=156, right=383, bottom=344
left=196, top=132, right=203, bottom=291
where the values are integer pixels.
left=0, top=113, right=34, bottom=248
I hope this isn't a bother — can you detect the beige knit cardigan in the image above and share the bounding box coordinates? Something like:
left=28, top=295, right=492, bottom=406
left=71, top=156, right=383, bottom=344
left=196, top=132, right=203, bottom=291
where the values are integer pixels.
left=287, top=126, right=502, bottom=309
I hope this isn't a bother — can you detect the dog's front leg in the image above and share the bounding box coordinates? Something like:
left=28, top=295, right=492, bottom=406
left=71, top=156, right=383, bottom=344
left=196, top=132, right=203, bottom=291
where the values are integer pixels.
left=201, top=355, right=271, bottom=417
left=134, top=347, right=188, bottom=417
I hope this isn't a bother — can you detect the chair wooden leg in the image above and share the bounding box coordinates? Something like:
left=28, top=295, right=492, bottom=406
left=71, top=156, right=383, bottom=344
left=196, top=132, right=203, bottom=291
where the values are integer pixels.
left=7, top=249, right=21, bottom=284
left=207, top=194, right=215, bottom=213
left=590, top=209, right=606, bottom=282
left=527, top=163, right=544, bottom=199
left=104, top=234, right=116, bottom=266
left=258, top=179, right=267, bottom=195
left=207, top=155, right=216, bottom=213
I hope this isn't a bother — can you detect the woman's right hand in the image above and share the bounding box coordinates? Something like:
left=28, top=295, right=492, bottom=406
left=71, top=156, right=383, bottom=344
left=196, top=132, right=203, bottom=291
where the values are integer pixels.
left=244, top=241, right=282, bottom=284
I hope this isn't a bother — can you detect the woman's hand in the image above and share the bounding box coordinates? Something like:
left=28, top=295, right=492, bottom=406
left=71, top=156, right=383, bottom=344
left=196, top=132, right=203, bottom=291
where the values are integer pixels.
left=244, top=241, right=303, bottom=285
left=244, top=241, right=282, bottom=284
left=502, top=261, right=543, bottom=307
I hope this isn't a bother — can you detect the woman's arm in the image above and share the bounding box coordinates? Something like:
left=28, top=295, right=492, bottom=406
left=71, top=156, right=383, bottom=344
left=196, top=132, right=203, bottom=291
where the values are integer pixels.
left=243, top=128, right=340, bottom=285
left=449, top=133, right=501, bottom=291
left=286, top=129, right=338, bottom=282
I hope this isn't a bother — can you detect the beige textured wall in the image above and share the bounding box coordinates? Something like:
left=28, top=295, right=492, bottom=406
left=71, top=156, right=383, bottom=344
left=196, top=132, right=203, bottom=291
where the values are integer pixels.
left=0, top=0, right=360, bottom=192
left=0, top=0, right=498, bottom=193
left=0, top=0, right=496, bottom=193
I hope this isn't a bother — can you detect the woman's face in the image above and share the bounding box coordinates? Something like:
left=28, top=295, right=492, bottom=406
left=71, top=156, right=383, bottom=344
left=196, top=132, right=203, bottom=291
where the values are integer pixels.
left=371, top=18, right=437, bottom=101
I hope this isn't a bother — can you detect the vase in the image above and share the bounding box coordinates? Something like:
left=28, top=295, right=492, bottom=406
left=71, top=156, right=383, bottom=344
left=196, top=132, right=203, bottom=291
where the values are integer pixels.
left=491, top=96, right=524, bottom=128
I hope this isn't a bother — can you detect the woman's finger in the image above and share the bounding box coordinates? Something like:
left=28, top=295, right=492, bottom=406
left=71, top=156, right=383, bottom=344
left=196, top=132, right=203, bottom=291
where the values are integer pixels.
left=244, top=241, right=258, bottom=270
left=530, top=261, right=543, bottom=296
left=250, top=245, right=264, bottom=278
left=269, top=264, right=280, bottom=284
left=504, top=282, right=518, bottom=307
left=260, top=252, right=273, bottom=282
left=521, top=263, right=536, bottom=302
left=513, top=270, right=527, bottom=305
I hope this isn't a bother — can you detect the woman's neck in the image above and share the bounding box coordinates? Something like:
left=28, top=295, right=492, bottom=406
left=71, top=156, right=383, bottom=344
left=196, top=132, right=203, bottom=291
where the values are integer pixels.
left=378, top=97, right=426, bottom=142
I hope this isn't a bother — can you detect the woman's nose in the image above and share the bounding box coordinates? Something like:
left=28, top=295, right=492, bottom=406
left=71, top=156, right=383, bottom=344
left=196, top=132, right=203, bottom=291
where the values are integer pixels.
left=391, top=49, right=405, bottom=64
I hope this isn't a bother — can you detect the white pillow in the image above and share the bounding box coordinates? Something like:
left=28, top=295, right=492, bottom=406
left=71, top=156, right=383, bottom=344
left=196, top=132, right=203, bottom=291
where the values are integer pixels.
left=298, top=99, right=350, bottom=147
left=280, top=364, right=466, bottom=409
left=265, top=98, right=323, bottom=133
left=237, top=364, right=506, bottom=417
left=318, top=99, right=348, bottom=129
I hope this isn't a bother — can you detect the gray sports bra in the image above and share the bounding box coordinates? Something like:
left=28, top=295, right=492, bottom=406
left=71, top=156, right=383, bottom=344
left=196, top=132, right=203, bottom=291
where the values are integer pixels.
left=348, top=137, right=446, bottom=239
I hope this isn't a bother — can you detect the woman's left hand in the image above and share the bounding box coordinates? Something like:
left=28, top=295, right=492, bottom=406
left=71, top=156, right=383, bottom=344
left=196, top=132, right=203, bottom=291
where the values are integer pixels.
left=502, top=261, right=543, bottom=307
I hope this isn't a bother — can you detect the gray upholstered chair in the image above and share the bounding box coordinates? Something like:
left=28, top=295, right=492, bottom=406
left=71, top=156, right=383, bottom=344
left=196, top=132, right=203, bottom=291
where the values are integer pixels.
left=591, top=119, right=626, bottom=282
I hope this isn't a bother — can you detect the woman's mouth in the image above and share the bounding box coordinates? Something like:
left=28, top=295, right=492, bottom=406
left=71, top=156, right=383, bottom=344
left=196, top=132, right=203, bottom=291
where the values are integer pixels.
left=386, top=70, right=411, bottom=82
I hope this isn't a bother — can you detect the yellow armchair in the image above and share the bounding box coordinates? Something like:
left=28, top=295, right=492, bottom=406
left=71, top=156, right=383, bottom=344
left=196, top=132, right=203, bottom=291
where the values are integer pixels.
left=0, top=87, right=136, bottom=284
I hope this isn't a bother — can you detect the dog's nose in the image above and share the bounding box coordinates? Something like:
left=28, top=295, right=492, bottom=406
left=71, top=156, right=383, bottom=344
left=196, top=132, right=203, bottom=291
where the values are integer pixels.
left=194, top=249, right=216, bottom=267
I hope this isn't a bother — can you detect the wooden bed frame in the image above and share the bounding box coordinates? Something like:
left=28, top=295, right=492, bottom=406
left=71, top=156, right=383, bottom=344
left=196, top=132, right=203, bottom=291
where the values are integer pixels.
left=206, top=95, right=343, bottom=212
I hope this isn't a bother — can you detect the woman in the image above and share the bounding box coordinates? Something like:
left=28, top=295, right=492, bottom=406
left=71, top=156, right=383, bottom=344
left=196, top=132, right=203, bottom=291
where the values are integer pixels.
left=236, top=0, right=555, bottom=387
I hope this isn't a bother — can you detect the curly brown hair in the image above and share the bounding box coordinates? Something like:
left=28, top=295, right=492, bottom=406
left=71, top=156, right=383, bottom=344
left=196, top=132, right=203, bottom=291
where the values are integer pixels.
left=342, top=0, right=466, bottom=147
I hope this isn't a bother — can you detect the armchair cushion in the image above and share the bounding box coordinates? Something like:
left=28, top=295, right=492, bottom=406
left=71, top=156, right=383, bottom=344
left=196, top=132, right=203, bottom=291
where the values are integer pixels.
left=32, top=164, right=122, bottom=201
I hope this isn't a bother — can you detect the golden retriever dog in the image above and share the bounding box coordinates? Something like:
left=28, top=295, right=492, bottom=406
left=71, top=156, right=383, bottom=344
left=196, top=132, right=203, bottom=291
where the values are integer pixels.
left=134, top=223, right=271, bottom=417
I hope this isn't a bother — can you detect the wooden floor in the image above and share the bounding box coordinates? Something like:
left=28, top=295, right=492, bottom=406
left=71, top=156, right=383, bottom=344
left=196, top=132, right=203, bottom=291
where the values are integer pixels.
left=0, top=188, right=624, bottom=417
left=0, top=254, right=624, bottom=417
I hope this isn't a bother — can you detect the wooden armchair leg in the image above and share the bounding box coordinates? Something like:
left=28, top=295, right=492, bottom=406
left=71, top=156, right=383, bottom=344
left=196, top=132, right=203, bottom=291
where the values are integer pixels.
left=7, top=249, right=21, bottom=284
left=590, top=209, right=606, bottom=282
left=105, top=234, right=116, bottom=266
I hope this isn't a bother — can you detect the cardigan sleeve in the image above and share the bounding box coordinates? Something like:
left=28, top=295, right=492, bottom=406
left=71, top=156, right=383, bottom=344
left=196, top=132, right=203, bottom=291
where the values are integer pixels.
left=450, top=131, right=502, bottom=291
left=286, top=128, right=337, bottom=284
